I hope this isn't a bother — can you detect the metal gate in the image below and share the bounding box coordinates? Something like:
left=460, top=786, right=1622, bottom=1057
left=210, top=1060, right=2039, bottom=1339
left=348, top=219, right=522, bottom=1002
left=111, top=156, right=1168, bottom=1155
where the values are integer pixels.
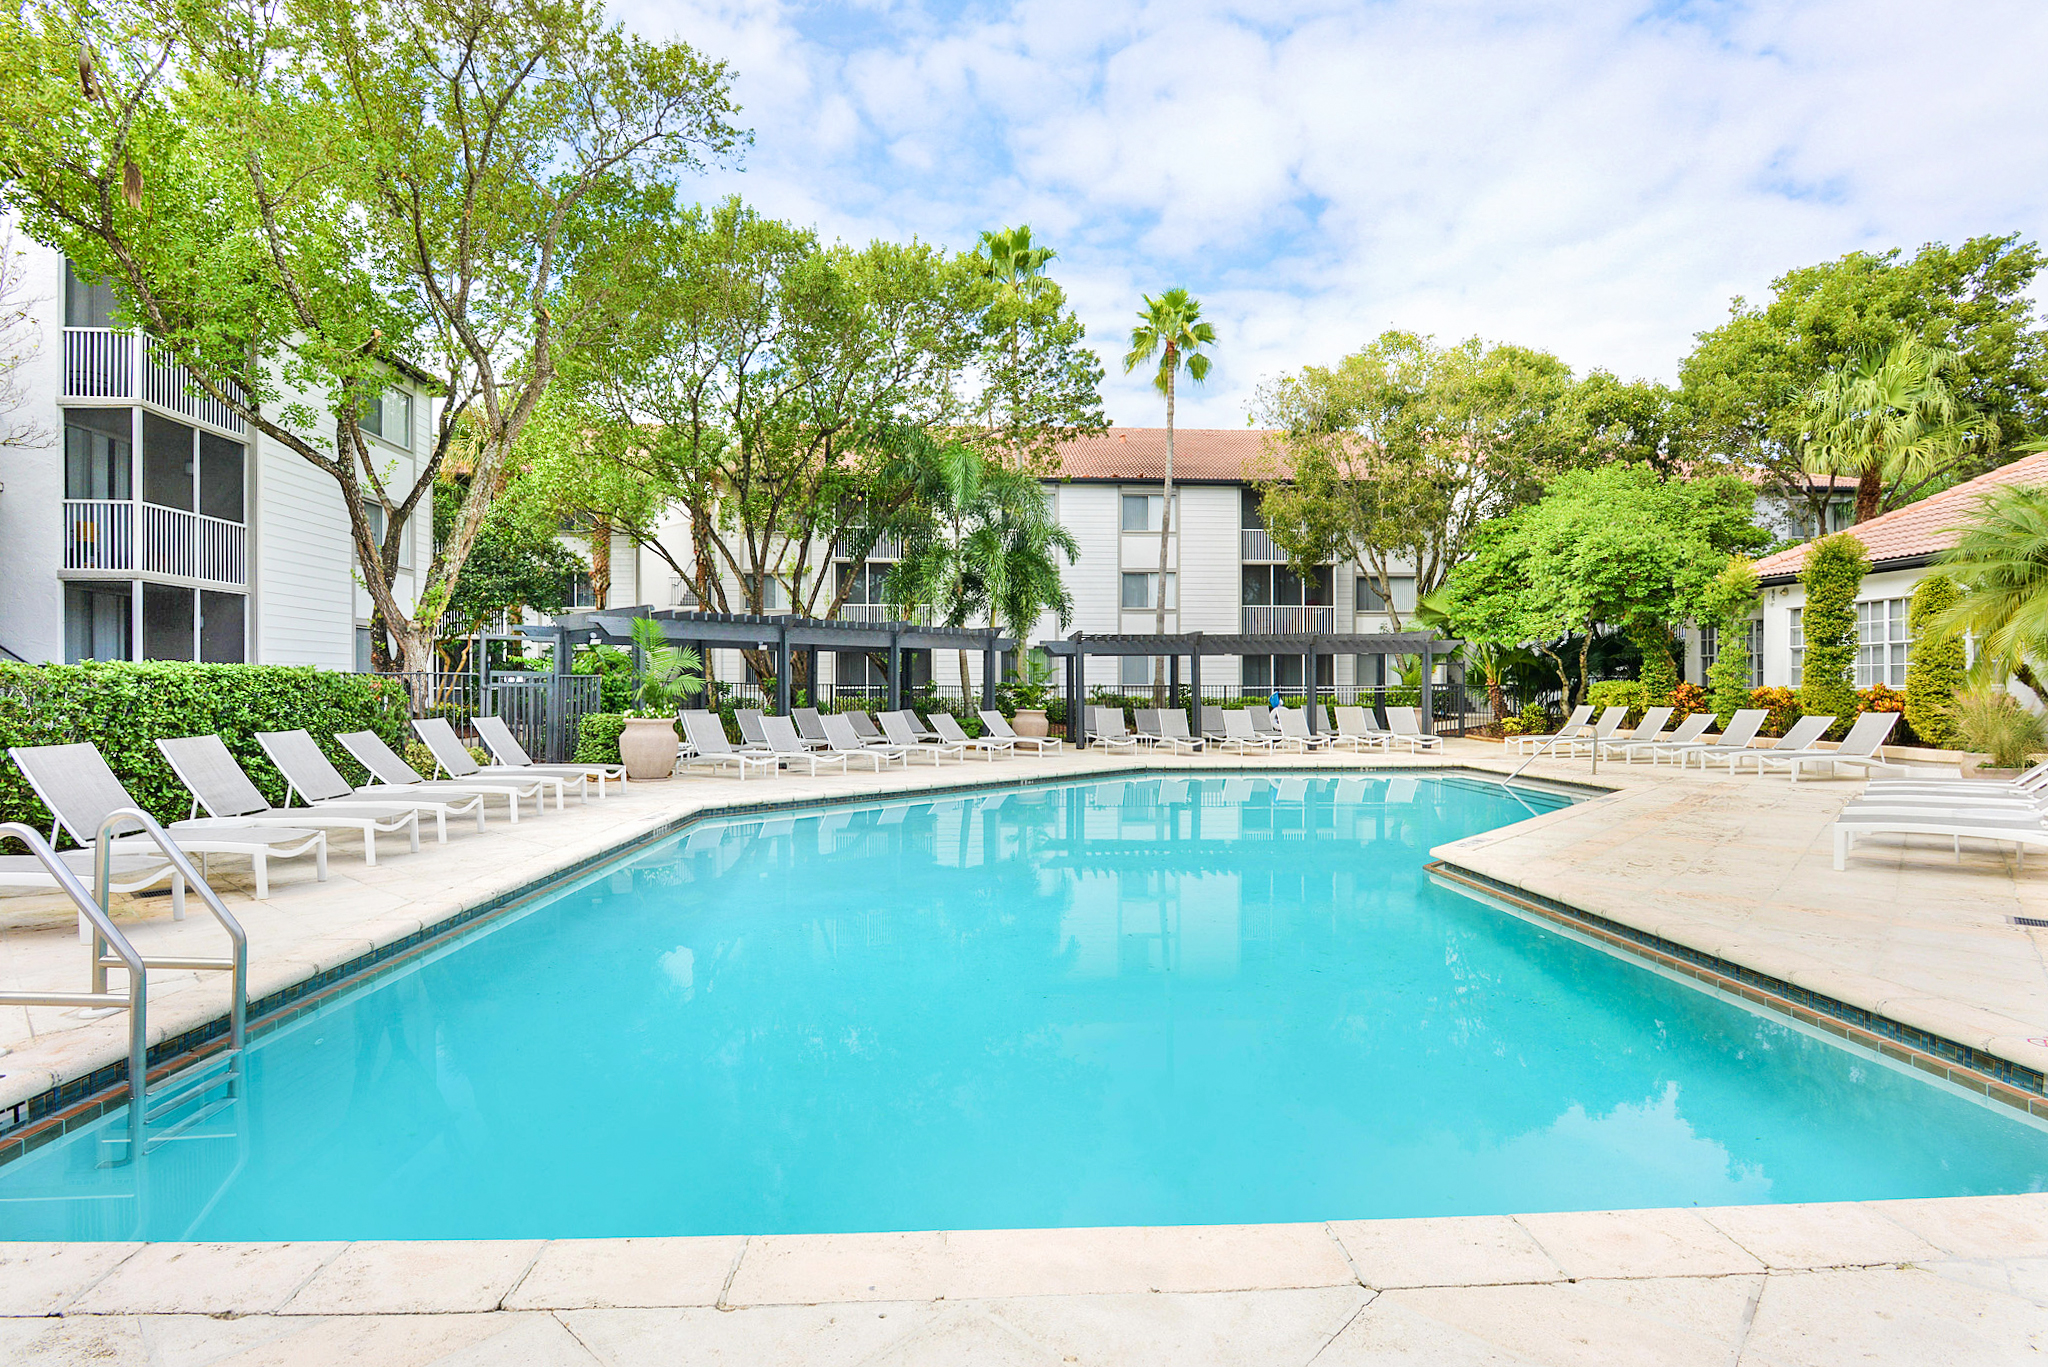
left=485, top=671, right=601, bottom=762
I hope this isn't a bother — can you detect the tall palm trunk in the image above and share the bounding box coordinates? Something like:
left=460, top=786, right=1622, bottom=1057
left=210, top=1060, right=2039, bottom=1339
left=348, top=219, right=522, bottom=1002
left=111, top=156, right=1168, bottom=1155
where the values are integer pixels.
left=1853, top=463, right=1883, bottom=524
left=1153, top=359, right=1175, bottom=705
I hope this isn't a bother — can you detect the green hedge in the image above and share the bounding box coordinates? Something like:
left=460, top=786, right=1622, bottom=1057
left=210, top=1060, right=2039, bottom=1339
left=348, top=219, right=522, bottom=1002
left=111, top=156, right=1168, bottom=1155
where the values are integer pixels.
left=0, top=663, right=412, bottom=844
left=1797, top=533, right=1867, bottom=738
left=577, top=712, right=628, bottom=764
left=1904, top=574, right=1964, bottom=749
left=1585, top=679, right=1649, bottom=722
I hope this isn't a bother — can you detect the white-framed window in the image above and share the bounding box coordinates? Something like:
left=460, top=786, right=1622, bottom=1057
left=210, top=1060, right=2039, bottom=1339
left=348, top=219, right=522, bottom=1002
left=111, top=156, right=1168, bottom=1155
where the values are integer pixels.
left=1355, top=575, right=1416, bottom=614
left=1855, top=597, right=1910, bottom=687
left=1118, top=655, right=1155, bottom=687
left=745, top=574, right=789, bottom=612
left=1120, top=571, right=1178, bottom=610
left=1699, top=624, right=1719, bottom=674
left=1120, top=492, right=1177, bottom=533
left=362, top=502, right=414, bottom=569
left=359, top=389, right=413, bottom=450
left=1748, top=618, right=1764, bottom=689
left=1788, top=608, right=1803, bottom=681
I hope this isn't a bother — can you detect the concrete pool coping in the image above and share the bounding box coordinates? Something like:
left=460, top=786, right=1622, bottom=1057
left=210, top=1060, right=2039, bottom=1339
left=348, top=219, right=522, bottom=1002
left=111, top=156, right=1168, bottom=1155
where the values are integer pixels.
left=3, top=746, right=2048, bottom=1362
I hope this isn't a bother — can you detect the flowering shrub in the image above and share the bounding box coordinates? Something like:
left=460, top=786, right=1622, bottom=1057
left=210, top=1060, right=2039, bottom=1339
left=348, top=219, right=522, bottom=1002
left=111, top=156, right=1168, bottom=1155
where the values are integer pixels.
left=1857, top=683, right=1906, bottom=714
left=1668, top=682, right=1708, bottom=719
left=1748, top=686, right=1801, bottom=737
left=1500, top=702, right=1554, bottom=736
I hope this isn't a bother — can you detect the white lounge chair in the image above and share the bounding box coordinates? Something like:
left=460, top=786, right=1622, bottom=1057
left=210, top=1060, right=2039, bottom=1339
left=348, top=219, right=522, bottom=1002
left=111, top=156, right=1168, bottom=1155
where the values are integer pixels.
left=336, top=730, right=549, bottom=822
left=758, top=715, right=851, bottom=776
left=1150, top=710, right=1206, bottom=754
left=157, top=734, right=421, bottom=865
left=734, top=709, right=773, bottom=752
left=1509, top=704, right=1595, bottom=755
left=1608, top=712, right=1709, bottom=763
left=1742, top=711, right=1900, bottom=782
left=880, top=710, right=965, bottom=764
left=1384, top=707, right=1443, bottom=752
left=1862, top=759, right=2048, bottom=802
left=1244, top=704, right=1284, bottom=744
left=819, top=713, right=908, bottom=770
left=1274, top=707, right=1333, bottom=751
left=678, top=711, right=779, bottom=779
left=258, top=729, right=488, bottom=840
left=472, top=714, right=627, bottom=795
left=1091, top=707, right=1142, bottom=753
left=1653, top=709, right=1765, bottom=767
left=1200, top=706, right=1231, bottom=741
left=846, top=712, right=888, bottom=744
left=1705, top=715, right=1834, bottom=775
left=1557, top=707, right=1630, bottom=758
left=1217, top=710, right=1280, bottom=753
left=933, top=712, right=1011, bottom=759
left=1596, top=707, right=1674, bottom=760
left=792, top=708, right=834, bottom=750
left=1332, top=706, right=1389, bottom=751
left=414, top=718, right=579, bottom=808
left=979, top=709, right=1063, bottom=754
left=1833, top=803, right=2048, bottom=870
left=11, top=742, right=326, bottom=900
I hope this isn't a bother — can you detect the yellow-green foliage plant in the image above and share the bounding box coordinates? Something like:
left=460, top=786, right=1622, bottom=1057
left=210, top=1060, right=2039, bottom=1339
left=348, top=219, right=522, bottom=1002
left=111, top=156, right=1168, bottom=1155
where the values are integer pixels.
left=1953, top=689, right=2048, bottom=771
left=1903, top=574, right=1965, bottom=749
left=1702, top=556, right=1758, bottom=725
left=1797, top=533, right=1867, bottom=736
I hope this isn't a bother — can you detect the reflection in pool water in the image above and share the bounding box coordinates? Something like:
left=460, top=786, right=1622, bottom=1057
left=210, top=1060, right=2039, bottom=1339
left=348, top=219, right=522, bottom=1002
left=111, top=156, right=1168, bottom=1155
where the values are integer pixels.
left=2, top=773, right=2043, bottom=1240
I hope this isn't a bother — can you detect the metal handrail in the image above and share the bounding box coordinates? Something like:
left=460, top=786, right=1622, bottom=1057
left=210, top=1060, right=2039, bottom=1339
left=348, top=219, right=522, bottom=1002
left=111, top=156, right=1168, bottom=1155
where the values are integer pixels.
left=0, top=822, right=150, bottom=1161
left=1500, top=719, right=1597, bottom=787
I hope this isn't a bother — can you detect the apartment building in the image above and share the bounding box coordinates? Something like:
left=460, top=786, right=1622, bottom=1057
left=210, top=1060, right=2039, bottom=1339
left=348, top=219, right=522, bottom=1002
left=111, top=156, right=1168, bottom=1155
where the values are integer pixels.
left=0, top=238, right=431, bottom=669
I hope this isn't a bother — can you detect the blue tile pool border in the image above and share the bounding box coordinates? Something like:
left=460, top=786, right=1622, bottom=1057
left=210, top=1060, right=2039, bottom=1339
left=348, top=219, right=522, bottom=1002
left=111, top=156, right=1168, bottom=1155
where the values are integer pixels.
left=0, top=764, right=1588, bottom=1165
left=1429, top=860, right=2048, bottom=1121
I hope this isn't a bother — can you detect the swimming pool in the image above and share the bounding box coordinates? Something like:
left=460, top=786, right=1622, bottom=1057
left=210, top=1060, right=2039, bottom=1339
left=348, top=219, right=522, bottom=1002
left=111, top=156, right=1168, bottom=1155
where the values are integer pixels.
left=3, top=773, right=2044, bottom=1240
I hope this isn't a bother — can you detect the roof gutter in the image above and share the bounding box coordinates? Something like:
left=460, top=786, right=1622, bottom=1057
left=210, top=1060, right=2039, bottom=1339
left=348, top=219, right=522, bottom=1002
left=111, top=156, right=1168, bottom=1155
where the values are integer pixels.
left=1755, top=551, right=1938, bottom=589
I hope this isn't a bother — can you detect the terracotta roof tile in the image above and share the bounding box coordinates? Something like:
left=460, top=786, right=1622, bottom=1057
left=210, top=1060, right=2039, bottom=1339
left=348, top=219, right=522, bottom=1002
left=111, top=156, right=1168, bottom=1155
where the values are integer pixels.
left=1052, top=428, right=1285, bottom=482
left=1752, top=452, right=2048, bottom=580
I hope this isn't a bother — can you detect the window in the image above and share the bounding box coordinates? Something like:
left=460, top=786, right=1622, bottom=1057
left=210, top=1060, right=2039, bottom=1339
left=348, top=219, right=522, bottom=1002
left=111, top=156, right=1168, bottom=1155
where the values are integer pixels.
left=1855, top=597, right=1910, bottom=687
left=1119, top=655, right=1155, bottom=687
left=1355, top=575, right=1416, bottom=614
left=1240, top=488, right=1266, bottom=531
left=1788, top=608, right=1803, bottom=682
left=1748, top=619, right=1764, bottom=689
left=142, top=583, right=195, bottom=661
left=199, top=590, right=246, bottom=663
left=1243, top=564, right=1331, bottom=606
left=836, top=561, right=892, bottom=607
left=64, top=260, right=119, bottom=329
left=142, top=412, right=194, bottom=511
left=359, top=389, right=413, bottom=450
left=65, top=583, right=131, bottom=663
left=567, top=570, right=596, bottom=609
left=746, top=574, right=789, bottom=612
left=198, top=432, right=245, bottom=522
left=63, top=409, right=132, bottom=500
left=362, top=503, right=413, bottom=570
left=835, top=648, right=930, bottom=690
left=1241, top=655, right=1332, bottom=690
left=1120, top=492, right=1176, bottom=532
left=1699, top=624, right=1719, bottom=674
left=1120, top=571, right=1177, bottom=610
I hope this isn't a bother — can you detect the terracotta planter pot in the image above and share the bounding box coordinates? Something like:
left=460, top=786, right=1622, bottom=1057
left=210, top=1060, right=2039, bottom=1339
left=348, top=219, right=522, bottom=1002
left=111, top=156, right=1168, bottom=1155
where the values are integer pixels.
left=618, top=716, right=680, bottom=781
left=1011, top=708, right=1049, bottom=738
left=1961, top=755, right=2024, bottom=780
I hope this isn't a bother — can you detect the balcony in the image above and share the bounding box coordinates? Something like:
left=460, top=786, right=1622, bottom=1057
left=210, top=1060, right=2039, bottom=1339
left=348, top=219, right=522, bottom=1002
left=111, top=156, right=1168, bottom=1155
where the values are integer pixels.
left=833, top=533, right=905, bottom=561
left=834, top=602, right=934, bottom=626
left=1240, top=528, right=1285, bottom=561
left=62, top=328, right=247, bottom=435
left=1240, top=605, right=1334, bottom=634
left=64, top=499, right=248, bottom=585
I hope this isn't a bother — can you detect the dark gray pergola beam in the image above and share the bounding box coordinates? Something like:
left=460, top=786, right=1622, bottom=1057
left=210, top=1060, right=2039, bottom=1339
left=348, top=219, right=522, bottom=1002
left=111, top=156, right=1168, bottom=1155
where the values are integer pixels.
left=547, top=608, right=1014, bottom=655
left=1038, top=631, right=1459, bottom=657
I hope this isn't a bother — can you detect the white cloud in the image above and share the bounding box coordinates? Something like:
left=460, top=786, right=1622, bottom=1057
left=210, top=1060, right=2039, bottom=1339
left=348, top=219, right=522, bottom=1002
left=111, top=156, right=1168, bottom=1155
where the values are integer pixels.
left=617, top=0, right=2048, bottom=428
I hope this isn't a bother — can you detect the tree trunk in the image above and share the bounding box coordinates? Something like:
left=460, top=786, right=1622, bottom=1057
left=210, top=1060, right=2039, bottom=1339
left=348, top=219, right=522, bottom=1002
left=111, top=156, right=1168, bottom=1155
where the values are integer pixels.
left=590, top=516, right=612, bottom=607
left=1575, top=629, right=1594, bottom=709
left=1487, top=679, right=1507, bottom=722
left=1853, top=464, right=1882, bottom=525
left=1153, top=360, right=1175, bottom=706
left=958, top=648, right=972, bottom=706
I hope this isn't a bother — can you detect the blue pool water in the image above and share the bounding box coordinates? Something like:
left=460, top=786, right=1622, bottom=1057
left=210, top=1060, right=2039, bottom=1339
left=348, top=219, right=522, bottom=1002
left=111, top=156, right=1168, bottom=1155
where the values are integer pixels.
left=3, top=773, right=2045, bottom=1241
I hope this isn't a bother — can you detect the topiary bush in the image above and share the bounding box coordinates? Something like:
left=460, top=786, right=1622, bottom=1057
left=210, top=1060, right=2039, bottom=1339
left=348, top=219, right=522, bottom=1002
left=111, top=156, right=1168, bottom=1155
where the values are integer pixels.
left=1904, top=573, right=1965, bottom=749
left=1627, top=622, right=1678, bottom=705
left=1702, top=557, right=1758, bottom=725
left=576, top=712, right=628, bottom=765
left=1585, top=679, right=1649, bottom=722
left=0, top=662, right=412, bottom=844
left=1797, top=532, right=1867, bottom=737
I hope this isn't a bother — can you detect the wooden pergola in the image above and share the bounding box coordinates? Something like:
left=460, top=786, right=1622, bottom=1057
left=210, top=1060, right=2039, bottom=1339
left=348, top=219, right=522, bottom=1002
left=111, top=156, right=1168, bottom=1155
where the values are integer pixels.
left=1038, top=629, right=1461, bottom=747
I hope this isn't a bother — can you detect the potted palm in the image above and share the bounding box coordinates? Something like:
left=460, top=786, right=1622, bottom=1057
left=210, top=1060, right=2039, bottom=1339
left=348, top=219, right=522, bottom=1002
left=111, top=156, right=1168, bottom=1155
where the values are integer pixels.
left=1010, top=649, right=1055, bottom=737
left=1954, top=688, right=2047, bottom=779
left=618, top=617, right=704, bottom=780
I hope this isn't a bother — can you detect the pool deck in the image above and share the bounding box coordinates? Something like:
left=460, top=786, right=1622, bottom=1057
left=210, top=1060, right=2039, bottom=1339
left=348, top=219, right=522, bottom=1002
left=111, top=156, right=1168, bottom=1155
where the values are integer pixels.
left=3, top=741, right=2048, bottom=1363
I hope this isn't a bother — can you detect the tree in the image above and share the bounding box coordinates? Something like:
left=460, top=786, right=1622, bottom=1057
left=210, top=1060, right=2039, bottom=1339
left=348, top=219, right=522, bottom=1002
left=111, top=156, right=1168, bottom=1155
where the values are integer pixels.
left=1702, top=557, right=1759, bottom=724
left=1904, top=574, right=1964, bottom=749
left=0, top=0, right=741, bottom=674
left=1796, top=532, right=1867, bottom=734
left=1123, top=288, right=1215, bottom=693
left=971, top=225, right=1107, bottom=472
left=1680, top=235, right=2048, bottom=528
left=1252, top=332, right=1577, bottom=626
left=0, top=231, right=47, bottom=449
left=430, top=476, right=585, bottom=673
left=1932, top=482, right=2048, bottom=683
left=1802, top=339, right=1995, bottom=523
left=1443, top=465, right=1765, bottom=706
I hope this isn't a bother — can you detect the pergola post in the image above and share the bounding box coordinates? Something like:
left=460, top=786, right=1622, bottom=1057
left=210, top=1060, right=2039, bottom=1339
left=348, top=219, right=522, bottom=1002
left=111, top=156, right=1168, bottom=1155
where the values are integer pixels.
left=1169, top=654, right=1180, bottom=713
left=804, top=645, right=819, bottom=708
left=1187, top=634, right=1203, bottom=734
left=546, top=623, right=571, bottom=761
left=982, top=636, right=997, bottom=711
left=775, top=623, right=792, bottom=717
left=1419, top=635, right=1435, bottom=739
left=1066, top=651, right=1083, bottom=749
left=1306, top=643, right=1320, bottom=733
left=887, top=628, right=903, bottom=713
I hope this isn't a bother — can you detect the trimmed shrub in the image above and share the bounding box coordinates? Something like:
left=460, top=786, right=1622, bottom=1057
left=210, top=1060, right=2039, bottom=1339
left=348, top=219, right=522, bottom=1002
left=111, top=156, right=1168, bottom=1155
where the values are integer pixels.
left=1748, top=685, right=1801, bottom=737
left=1702, top=557, right=1758, bottom=725
left=0, top=662, right=412, bottom=842
left=1500, top=702, right=1554, bottom=736
left=1585, top=679, right=1649, bottom=723
left=576, top=712, right=628, bottom=765
left=1668, top=682, right=1709, bottom=720
left=1797, top=533, right=1867, bottom=737
left=1627, top=623, right=1678, bottom=705
left=1904, top=574, right=1965, bottom=749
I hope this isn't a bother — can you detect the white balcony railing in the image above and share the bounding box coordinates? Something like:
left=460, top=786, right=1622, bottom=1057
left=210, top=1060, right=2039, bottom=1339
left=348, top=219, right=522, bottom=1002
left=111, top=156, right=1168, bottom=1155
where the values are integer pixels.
left=1241, top=605, right=1334, bottom=634
left=64, top=499, right=247, bottom=585
left=62, top=328, right=247, bottom=435
left=1240, top=528, right=1285, bottom=562
left=834, top=602, right=935, bottom=626
left=833, top=533, right=904, bottom=561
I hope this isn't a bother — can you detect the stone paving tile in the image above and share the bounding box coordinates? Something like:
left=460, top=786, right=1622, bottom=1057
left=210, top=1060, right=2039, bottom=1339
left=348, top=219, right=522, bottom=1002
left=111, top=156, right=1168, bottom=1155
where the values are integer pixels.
left=1329, top=1215, right=1565, bottom=1289
left=1513, top=1207, right=1765, bottom=1280
left=1921, top=1256, right=2048, bottom=1309
left=73, top=1240, right=342, bottom=1315
left=142, top=1310, right=596, bottom=1367
left=0, top=1312, right=152, bottom=1364
left=1694, top=1200, right=1944, bottom=1269
left=937, top=1222, right=1358, bottom=1297
left=1743, top=1265, right=2048, bottom=1366
left=0, top=1240, right=140, bottom=1315
left=281, top=1239, right=545, bottom=1315
left=505, top=1235, right=746, bottom=1310
left=561, top=1301, right=948, bottom=1367
left=1872, top=1191, right=2048, bottom=1258
left=982, top=1285, right=1371, bottom=1367
left=723, top=1230, right=951, bottom=1306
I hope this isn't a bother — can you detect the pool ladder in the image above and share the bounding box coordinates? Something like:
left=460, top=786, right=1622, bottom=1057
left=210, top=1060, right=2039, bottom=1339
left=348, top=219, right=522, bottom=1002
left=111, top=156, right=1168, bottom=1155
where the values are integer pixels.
left=0, top=810, right=248, bottom=1165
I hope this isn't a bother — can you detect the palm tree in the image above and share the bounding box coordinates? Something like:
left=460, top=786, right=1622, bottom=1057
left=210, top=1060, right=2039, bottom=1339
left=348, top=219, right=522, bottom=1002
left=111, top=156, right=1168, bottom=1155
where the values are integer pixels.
left=977, top=225, right=1056, bottom=307
left=1123, top=288, right=1216, bottom=696
left=1934, top=480, right=2048, bottom=684
left=977, top=477, right=1079, bottom=671
left=1803, top=337, right=1994, bottom=524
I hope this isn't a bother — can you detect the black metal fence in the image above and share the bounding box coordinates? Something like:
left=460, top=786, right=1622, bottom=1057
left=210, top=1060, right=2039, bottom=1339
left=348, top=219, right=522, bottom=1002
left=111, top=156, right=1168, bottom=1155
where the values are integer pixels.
left=359, top=670, right=601, bottom=762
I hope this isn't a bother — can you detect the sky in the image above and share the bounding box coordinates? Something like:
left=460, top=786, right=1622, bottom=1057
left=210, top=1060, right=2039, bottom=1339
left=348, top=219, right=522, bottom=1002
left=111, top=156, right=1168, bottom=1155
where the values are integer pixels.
left=614, top=0, right=2048, bottom=429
